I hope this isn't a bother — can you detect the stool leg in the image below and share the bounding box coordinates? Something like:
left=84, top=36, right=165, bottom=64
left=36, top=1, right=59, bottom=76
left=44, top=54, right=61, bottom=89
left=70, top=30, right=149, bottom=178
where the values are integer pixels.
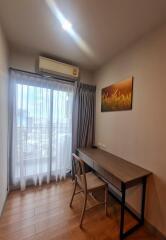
left=69, top=179, right=77, bottom=208
left=80, top=191, right=87, bottom=227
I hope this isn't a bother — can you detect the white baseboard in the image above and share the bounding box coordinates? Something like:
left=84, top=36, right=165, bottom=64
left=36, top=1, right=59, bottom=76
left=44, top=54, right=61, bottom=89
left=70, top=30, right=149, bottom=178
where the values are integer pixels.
left=0, top=190, right=8, bottom=216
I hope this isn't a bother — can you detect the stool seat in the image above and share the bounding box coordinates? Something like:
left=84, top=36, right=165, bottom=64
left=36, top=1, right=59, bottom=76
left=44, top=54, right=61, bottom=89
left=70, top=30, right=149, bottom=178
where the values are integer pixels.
left=78, top=172, right=106, bottom=191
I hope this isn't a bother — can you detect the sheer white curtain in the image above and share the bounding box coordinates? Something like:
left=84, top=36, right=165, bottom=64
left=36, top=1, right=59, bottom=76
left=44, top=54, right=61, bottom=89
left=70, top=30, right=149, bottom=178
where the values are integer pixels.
left=10, top=71, right=74, bottom=190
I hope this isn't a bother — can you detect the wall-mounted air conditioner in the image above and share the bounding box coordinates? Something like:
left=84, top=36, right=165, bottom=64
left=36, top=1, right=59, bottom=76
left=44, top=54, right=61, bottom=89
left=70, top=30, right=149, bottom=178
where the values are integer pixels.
left=38, top=56, right=79, bottom=79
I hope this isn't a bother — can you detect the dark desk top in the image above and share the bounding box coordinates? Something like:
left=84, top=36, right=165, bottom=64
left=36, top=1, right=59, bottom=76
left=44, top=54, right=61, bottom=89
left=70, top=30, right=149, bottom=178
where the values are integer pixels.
left=77, top=147, right=151, bottom=184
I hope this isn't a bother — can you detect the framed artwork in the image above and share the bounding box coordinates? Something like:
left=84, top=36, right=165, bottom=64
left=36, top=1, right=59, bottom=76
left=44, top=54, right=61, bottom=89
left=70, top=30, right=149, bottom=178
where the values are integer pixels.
left=101, top=77, right=133, bottom=112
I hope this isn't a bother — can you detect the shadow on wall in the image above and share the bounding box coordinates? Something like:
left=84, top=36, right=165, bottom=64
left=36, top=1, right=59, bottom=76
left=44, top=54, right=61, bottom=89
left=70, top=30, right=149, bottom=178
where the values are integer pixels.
left=122, top=173, right=166, bottom=235
left=145, top=174, right=166, bottom=232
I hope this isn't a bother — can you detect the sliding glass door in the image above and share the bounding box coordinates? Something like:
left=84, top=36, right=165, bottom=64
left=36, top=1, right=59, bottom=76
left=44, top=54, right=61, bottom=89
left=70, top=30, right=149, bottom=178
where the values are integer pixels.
left=11, top=72, right=74, bottom=190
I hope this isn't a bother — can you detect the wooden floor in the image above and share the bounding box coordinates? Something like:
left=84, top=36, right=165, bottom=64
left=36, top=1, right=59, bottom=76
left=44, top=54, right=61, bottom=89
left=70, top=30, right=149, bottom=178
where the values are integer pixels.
left=0, top=179, right=159, bottom=240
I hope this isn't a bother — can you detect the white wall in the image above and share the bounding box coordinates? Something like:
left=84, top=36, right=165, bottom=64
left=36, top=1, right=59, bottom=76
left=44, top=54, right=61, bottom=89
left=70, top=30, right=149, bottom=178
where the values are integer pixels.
left=10, top=49, right=36, bottom=73
left=0, top=25, right=8, bottom=214
left=10, top=49, right=94, bottom=84
left=94, top=23, right=166, bottom=236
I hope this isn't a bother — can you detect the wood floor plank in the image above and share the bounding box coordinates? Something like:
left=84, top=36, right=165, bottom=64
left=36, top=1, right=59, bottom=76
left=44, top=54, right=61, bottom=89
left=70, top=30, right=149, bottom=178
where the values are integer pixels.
left=0, top=179, right=160, bottom=240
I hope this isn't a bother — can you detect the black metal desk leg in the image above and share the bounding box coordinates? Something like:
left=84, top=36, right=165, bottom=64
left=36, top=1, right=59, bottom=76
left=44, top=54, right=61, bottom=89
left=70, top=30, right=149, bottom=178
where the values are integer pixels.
left=141, top=177, right=147, bottom=224
left=120, top=183, right=126, bottom=240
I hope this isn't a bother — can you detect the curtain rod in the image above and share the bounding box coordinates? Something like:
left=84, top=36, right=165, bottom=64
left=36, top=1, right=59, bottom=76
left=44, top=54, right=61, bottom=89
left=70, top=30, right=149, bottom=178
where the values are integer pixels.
left=9, top=67, right=78, bottom=83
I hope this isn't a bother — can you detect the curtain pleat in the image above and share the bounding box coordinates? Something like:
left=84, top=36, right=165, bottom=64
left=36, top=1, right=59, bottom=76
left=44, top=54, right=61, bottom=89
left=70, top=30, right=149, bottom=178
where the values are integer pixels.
left=77, top=83, right=96, bottom=148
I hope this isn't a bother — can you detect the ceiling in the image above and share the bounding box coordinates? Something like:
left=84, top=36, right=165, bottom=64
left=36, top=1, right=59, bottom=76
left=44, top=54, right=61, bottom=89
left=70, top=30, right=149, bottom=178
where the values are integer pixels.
left=0, top=0, right=166, bottom=70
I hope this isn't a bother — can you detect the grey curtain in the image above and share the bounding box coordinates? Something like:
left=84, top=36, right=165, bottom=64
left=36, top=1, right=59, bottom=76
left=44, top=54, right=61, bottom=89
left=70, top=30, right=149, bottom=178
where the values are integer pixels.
left=72, top=81, right=79, bottom=152
left=77, top=83, right=96, bottom=148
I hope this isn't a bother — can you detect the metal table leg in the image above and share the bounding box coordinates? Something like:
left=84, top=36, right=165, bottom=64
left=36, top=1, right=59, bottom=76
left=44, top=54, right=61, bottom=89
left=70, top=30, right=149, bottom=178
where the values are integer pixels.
left=140, top=176, right=147, bottom=224
left=120, top=183, right=126, bottom=240
left=119, top=177, right=147, bottom=239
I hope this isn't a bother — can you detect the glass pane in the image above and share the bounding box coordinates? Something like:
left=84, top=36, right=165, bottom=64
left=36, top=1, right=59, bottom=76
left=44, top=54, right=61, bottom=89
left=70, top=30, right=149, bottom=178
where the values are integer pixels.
left=14, top=82, right=73, bottom=184
left=15, top=84, right=51, bottom=179
left=51, top=89, right=73, bottom=174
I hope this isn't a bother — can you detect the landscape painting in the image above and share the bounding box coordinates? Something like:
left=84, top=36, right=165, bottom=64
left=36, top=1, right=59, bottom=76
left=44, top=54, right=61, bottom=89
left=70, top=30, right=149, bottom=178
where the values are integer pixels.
left=101, top=77, right=133, bottom=112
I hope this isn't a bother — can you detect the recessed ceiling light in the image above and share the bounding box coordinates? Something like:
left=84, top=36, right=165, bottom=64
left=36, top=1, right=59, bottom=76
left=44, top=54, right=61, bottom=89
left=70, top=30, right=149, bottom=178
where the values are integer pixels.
left=62, top=20, right=72, bottom=31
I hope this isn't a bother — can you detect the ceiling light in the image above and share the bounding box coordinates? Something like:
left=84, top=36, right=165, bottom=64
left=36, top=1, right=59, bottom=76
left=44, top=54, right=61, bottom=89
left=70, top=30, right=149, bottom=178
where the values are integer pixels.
left=62, top=20, right=72, bottom=31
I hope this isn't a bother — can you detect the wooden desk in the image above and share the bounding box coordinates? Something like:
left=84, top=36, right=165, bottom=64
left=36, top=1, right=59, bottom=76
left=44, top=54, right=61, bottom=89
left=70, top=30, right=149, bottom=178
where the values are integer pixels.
left=77, top=147, right=151, bottom=240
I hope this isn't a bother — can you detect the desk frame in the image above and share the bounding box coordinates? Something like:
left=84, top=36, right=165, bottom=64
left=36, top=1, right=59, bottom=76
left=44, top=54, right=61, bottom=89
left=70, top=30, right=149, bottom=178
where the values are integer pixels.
left=118, top=177, right=147, bottom=239
left=77, top=148, right=149, bottom=240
